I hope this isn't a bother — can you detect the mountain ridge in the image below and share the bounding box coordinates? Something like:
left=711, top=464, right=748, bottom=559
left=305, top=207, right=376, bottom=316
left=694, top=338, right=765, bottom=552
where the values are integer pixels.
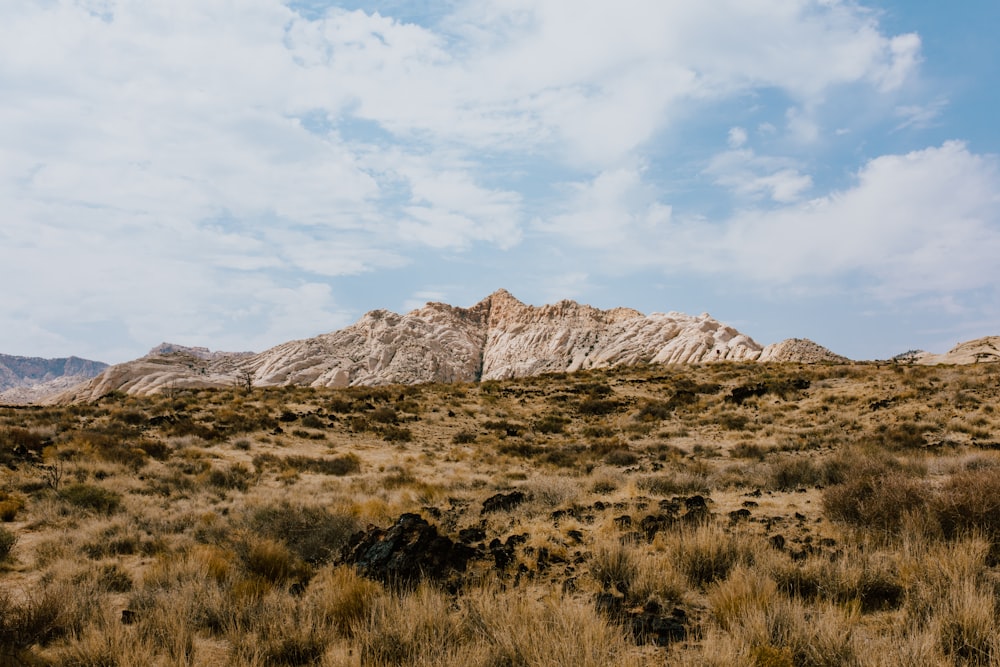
left=48, top=290, right=848, bottom=402
left=0, top=353, right=109, bottom=404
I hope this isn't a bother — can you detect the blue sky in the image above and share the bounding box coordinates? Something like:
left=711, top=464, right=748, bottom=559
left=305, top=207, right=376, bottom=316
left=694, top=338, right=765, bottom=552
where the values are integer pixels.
left=2, top=0, right=999, bottom=363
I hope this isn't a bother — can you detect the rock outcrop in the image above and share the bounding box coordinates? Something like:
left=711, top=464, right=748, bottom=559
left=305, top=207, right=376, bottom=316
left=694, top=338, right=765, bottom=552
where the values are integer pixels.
left=0, top=354, right=108, bottom=404
left=758, top=338, right=848, bottom=363
left=49, top=290, right=853, bottom=402
left=907, top=336, right=1000, bottom=365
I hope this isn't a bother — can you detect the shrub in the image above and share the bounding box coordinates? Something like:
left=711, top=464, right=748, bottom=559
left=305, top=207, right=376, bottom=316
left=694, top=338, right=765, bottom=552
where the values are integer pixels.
left=483, top=420, right=524, bottom=437
left=577, top=398, right=621, bottom=416
left=0, top=588, right=65, bottom=655
left=604, top=448, right=638, bottom=466
left=931, top=468, right=1000, bottom=541
left=589, top=542, right=638, bottom=595
left=60, top=483, right=122, bottom=514
left=208, top=463, right=253, bottom=491
left=718, top=413, right=751, bottom=431
left=534, top=414, right=570, bottom=434
left=0, top=526, right=16, bottom=562
left=242, top=537, right=302, bottom=584
left=822, top=472, right=929, bottom=533
left=635, top=400, right=673, bottom=422
left=382, top=426, right=412, bottom=442
left=305, top=566, right=384, bottom=635
left=867, top=422, right=933, bottom=450
left=371, top=407, right=398, bottom=424
left=768, top=457, right=823, bottom=491
left=669, top=523, right=757, bottom=587
left=284, top=454, right=361, bottom=476
left=452, top=430, right=477, bottom=444
left=0, top=427, right=47, bottom=466
left=247, top=502, right=360, bottom=564
left=0, top=491, right=25, bottom=522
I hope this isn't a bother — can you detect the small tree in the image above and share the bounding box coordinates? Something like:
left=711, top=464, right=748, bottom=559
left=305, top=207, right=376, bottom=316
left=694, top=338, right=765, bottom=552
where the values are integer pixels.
left=236, top=369, right=255, bottom=394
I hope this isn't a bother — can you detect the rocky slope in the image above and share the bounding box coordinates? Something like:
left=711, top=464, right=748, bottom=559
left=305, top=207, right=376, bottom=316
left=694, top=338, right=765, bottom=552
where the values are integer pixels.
left=906, top=336, right=1000, bottom=365
left=50, top=290, right=847, bottom=402
left=0, top=354, right=109, bottom=404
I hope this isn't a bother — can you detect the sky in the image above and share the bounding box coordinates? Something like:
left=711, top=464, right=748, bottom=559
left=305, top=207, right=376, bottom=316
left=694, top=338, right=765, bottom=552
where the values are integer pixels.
left=3, top=0, right=1000, bottom=364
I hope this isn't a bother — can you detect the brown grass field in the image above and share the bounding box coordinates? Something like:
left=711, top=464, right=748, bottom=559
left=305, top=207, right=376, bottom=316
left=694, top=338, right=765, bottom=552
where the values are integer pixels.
left=2, top=360, right=1000, bottom=665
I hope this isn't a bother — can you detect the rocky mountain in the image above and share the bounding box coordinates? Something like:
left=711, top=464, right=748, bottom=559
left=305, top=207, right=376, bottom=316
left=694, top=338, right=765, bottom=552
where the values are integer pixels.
left=904, top=336, right=1000, bottom=365
left=49, top=290, right=847, bottom=402
left=0, top=354, right=109, bottom=404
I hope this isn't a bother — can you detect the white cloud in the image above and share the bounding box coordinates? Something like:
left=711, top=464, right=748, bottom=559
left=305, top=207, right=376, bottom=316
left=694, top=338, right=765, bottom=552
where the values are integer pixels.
left=540, top=142, right=1000, bottom=301
left=539, top=168, right=672, bottom=249
left=728, top=127, right=748, bottom=149
left=689, top=142, right=1000, bottom=296
left=0, top=0, right=947, bottom=361
left=705, top=149, right=813, bottom=203
left=785, top=107, right=821, bottom=144
left=895, top=99, right=947, bottom=131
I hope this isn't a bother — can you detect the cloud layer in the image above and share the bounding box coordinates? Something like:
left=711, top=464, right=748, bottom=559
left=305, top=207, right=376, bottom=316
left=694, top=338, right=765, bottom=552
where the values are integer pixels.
left=1, top=0, right=996, bottom=361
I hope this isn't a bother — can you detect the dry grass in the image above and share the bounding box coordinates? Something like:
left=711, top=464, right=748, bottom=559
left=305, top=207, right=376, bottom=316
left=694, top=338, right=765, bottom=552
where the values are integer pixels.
left=1, top=361, right=1000, bottom=664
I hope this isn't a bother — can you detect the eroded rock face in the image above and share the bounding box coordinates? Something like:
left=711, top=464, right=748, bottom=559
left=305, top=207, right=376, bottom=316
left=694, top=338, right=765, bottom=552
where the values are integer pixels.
left=49, top=290, right=848, bottom=402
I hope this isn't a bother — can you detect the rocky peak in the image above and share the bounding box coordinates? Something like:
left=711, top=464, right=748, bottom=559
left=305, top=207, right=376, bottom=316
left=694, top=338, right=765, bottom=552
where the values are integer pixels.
left=47, top=290, right=856, bottom=402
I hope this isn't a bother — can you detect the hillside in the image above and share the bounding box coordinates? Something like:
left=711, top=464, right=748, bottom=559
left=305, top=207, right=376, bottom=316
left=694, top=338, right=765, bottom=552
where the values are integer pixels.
left=2, top=361, right=1000, bottom=664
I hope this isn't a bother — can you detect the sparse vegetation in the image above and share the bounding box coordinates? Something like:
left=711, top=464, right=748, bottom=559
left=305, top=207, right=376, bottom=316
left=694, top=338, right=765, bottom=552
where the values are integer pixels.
left=1, top=362, right=1000, bottom=663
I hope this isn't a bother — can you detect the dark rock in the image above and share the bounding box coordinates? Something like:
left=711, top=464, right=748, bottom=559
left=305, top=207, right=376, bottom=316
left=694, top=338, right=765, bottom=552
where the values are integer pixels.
left=566, top=529, right=584, bottom=543
left=769, top=534, right=786, bottom=550
left=630, top=605, right=687, bottom=646
left=684, top=495, right=707, bottom=511
left=458, top=527, right=486, bottom=544
left=728, top=508, right=752, bottom=522
left=594, top=594, right=687, bottom=646
left=682, top=495, right=711, bottom=524
left=658, top=499, right=681, bottom=516
left=489, top=534, right=528, bottom=571
left=595, top=592, right=624, bottom=617
left=341, top=513, right=479, bottom=586
left=120, top=609, right=137, bottom=625
left=639, top=514, right=673, bottom=540
left=742, top=500, right=759, bottom=508
left=614, top=514, right=633, bottom=528
left=482, top=491, right=526, bottom=514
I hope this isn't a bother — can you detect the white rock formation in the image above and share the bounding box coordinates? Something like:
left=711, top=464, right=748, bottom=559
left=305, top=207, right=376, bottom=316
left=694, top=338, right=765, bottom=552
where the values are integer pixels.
left=49, top=290, right=852, bottom=402
left=758, top=338, right=848, bottom=363
left=908, top=336, right=1000, bottom=365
